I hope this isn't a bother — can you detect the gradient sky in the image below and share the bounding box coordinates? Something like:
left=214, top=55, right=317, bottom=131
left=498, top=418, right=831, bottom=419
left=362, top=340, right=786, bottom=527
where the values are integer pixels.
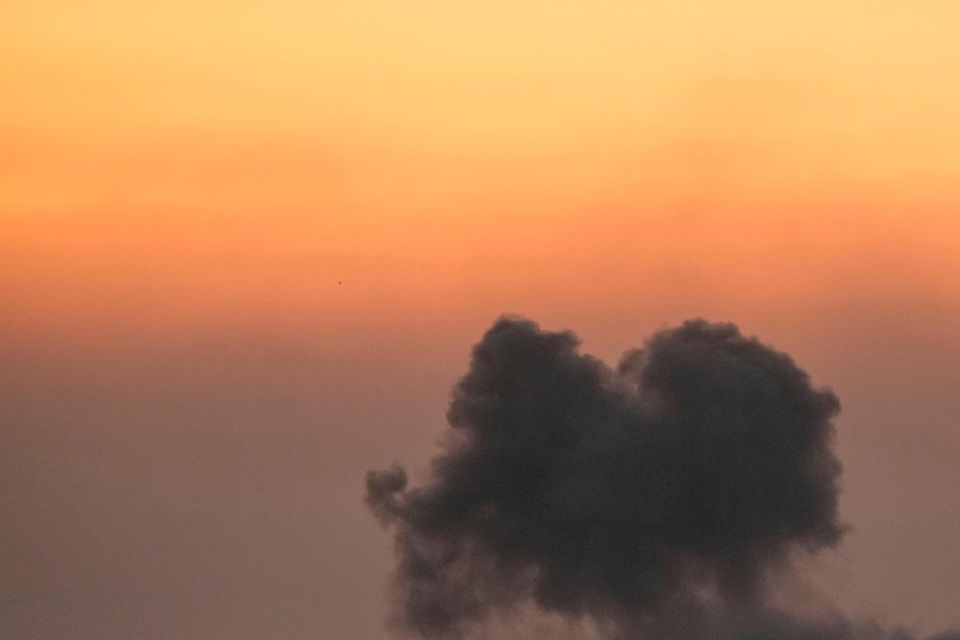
left=2, top=2, right=960, bottom=639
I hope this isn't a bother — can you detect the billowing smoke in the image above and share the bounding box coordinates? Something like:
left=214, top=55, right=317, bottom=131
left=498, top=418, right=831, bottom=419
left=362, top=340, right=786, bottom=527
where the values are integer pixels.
left=366, top=316, right=955, bottom=640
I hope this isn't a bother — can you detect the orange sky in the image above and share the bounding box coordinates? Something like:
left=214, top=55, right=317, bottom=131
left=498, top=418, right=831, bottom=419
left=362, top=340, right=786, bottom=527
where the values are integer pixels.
left=4, top=0, right=960, bottom=340
left=5, top=0, right=960, bottom=215
left=2, top=2, right=960, bottom=639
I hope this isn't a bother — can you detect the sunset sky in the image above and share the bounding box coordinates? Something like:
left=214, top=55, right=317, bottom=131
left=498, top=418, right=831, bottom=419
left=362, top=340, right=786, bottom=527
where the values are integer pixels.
left=2, top=2, right=960, bottom=639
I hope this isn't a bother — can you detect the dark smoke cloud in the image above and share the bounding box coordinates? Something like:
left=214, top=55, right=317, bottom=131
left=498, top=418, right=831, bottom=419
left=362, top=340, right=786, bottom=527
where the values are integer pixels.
left=366, top=316, right=955, bottom=640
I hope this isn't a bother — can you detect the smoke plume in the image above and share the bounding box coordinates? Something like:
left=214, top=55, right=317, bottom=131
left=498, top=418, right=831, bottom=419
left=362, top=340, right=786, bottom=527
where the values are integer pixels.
left=366, top=316, right=954, bottom=640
